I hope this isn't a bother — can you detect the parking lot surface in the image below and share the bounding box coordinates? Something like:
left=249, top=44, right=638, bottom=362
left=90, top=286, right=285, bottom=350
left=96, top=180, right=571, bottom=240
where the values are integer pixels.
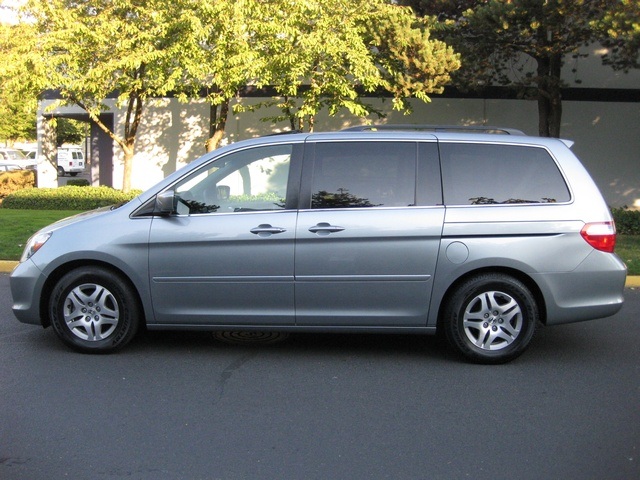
left=1, top=274, right=638, bottom=480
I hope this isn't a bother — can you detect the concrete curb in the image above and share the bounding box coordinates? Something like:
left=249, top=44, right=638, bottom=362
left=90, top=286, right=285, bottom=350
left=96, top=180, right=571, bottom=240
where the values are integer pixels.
left=625, top=276, right=640, bottom=288
left=0, top=261, right=17, bottom=273
left=1, top=259, right=639, bottom=287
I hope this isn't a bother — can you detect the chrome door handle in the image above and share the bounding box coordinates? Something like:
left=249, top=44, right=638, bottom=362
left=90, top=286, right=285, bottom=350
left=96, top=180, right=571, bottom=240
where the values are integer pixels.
left=250, top=224, right=287, bottom=236
left=308, top=223, right=345, bottom=234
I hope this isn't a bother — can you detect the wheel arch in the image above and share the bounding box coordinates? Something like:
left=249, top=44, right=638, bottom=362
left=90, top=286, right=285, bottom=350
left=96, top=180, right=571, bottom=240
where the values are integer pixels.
left=436, top=267, right=547, bottom=331
left=40, top=260, right=147, bottom=329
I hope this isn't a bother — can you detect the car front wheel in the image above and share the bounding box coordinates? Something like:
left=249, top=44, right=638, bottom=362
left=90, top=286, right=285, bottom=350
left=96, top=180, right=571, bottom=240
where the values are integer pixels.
left=443, top=273, right=538, bottom=364
left=49, top=267, right=140, bottom=353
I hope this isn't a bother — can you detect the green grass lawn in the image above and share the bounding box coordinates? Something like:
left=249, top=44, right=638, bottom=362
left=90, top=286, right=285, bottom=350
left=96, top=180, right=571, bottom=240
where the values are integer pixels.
left=0, top=209, right=81, bottom=261
left=1, top=209, right=639, bottom=275
left=615, top=235, right=640, bottom=276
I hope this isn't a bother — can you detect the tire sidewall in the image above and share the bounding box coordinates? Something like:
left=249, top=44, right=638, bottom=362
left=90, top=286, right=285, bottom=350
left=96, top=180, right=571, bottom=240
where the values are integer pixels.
left=49, top=267, right=139, bottom=353
left=444, top=274, right=538, bottom=364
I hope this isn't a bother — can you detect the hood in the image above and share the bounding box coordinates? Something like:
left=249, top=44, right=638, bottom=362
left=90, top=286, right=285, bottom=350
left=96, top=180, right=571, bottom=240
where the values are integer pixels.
left=38, top=202, right=136, bottom=234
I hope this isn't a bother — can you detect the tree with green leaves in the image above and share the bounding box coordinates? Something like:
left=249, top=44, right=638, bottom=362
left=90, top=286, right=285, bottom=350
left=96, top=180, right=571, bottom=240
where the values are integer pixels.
left=0, top=22, right=38, bottom=145
left=14, top=0, right=459, bottom=190
left=173, top=1, right=268, bottom=152
left=22, top=0, right=215, bottom=192
left=246, top=0, right=460, bottom=132
left=403, top=0, right=639, bottom=138
left=593, top=0, right=640, bottom=72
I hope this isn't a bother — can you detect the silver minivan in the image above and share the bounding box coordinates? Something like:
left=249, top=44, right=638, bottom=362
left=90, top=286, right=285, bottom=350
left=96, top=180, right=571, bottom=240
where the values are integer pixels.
left=10, top=128, right=627, bottom=363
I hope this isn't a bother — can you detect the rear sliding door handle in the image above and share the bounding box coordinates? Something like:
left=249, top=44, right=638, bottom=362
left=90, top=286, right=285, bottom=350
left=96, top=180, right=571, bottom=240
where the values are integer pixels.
left=308, top=223, right=345, bottom=235
left=250, top=224, right=287, bottom=236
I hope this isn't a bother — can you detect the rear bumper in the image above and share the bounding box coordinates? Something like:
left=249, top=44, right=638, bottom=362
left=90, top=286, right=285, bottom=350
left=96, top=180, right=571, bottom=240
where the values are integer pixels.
left=534, top=251, right=627, bottom=326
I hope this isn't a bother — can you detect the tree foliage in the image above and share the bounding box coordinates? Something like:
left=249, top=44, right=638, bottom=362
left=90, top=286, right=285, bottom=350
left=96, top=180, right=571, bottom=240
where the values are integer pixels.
left=0, top=23, right=38, bottom=144
left=593, top=0, right=640, bottom=71
left=23, top=0, right=212, bottom=191
left=245, top=0, right=460, bottom=132
left=402, top=0, right=640, bottom=138
left=7, top=0, right=460, bottom=189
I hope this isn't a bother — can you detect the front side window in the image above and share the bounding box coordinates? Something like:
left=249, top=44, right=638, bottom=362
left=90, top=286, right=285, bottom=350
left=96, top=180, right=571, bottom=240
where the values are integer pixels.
left=310, top=141, right=416, bottom=209
left=173, top=144, right=292, bottom=215
left=440, top=143, right=571, bottom=205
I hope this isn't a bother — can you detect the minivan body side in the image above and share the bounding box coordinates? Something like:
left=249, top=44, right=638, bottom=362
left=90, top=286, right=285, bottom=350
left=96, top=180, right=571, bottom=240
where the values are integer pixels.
left=10, top=131, right=626, bottom=358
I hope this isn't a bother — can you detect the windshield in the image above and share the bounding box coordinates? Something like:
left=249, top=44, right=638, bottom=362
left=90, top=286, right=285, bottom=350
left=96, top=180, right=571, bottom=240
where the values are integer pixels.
left=1, top=149, right=27, bottom=161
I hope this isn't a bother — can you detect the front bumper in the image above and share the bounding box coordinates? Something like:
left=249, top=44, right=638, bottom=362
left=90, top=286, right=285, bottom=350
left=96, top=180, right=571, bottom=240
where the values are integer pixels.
left=10, top=259, right=47, bottom=326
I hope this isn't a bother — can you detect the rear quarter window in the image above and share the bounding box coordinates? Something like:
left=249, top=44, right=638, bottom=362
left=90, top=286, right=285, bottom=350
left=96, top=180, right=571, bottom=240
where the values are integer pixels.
left=440, top=143, right=571, bottom=205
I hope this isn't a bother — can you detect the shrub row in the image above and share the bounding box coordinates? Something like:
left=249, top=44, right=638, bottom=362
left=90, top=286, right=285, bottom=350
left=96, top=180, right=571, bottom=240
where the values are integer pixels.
left=0, top=170, right=36, bottom=199
left=612, top=206, right=640, bottom=235
left=1, top=185, right=142, bottom=210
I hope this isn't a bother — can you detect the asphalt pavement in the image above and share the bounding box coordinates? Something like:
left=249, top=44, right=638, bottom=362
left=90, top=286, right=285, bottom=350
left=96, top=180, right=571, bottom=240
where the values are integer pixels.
left=1, top=273, right=639, bottom=480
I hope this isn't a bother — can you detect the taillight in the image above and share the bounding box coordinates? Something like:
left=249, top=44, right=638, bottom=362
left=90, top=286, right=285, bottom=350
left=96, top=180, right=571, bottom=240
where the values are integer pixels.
left=580, top=222, right=616, bottom=253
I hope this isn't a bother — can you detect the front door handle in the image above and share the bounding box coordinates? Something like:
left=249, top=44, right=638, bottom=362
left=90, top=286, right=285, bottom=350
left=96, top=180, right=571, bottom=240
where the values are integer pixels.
left=250, top=224, right=287, bottom=237
left=308, top=222, right=345, bottom=235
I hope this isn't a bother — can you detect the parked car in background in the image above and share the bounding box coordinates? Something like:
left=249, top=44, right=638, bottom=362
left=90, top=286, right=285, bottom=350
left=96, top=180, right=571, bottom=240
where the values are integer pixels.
left=0, top=161, right=24, bottom=172
left=9, top=126, right=627, bottom=363
left=0, top=148, right=36, bottom=170
left=56, top=147, right=85, bottom=176
left=23, top=149, right=37, bottom=161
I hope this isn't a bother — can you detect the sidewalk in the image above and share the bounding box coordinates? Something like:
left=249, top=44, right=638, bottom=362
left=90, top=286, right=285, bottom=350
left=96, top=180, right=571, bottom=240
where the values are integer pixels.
left=1, top=259, right=639, bottom=287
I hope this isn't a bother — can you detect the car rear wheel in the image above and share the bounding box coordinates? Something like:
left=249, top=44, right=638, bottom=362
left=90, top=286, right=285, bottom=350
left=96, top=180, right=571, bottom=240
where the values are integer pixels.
left=443, top=273, right=538, bottom=364
left=49, top=267, right=140, bottom=353
left=57, top=166, right=65, bottom=176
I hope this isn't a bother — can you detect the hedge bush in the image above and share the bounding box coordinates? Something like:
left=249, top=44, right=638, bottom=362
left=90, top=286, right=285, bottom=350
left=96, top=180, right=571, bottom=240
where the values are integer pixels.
left=0, top=170, right=36, bottom=199
left=66, top=178, right=91, bottom=187
left=612, top=206, right=640, bottom=235
left=1, top=185, right=142, bottom=210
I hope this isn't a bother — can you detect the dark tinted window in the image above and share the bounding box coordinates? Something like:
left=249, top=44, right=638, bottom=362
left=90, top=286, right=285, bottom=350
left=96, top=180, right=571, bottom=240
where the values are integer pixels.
left=310, top=142, right=416, bottom=208
left=440, top=143, right=570, bottom=205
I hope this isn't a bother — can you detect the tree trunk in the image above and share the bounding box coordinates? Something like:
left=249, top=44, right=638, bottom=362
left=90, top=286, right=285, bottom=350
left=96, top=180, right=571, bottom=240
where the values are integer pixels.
left=205, top=101, right=229, bottom=152
left=536, top=53, right=563, bottom=138
left=71, top=88, right=143, bottom=193
left=122, top=142, right=134, bottom=193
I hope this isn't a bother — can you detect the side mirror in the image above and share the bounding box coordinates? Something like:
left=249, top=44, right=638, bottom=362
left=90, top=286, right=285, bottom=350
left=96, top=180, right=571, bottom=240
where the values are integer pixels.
left=155, top=190, right=176, bottom=215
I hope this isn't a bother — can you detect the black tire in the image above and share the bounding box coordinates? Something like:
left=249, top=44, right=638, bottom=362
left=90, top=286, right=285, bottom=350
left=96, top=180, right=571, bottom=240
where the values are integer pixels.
left=49, top=267, right=140, bottom=353
left=442, top=273, right=538, bottom=364
left=57, top=166, right=65, bottom=176
left=69, top=172, right=78, bottom=177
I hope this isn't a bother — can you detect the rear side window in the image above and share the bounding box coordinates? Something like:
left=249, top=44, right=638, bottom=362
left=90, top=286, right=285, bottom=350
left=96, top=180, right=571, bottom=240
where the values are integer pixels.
left=310, top=141, right=416, bottom=208
left=440, top=143, right=570, bottom=205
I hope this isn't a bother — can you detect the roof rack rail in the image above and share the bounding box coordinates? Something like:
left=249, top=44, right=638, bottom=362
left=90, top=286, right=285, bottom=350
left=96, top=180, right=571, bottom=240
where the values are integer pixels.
left=264, top=129, right=303, bottom=136
left=342, top=125, right=526, bottom=135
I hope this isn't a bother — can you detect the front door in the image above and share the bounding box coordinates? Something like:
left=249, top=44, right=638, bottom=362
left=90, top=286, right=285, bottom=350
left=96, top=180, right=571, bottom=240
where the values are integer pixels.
left=148, top=144, right=299, bottom=326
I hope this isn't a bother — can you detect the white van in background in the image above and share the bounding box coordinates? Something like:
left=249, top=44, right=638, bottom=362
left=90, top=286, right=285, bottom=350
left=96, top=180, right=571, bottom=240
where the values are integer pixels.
left=57, top=147, right=85, bottom=176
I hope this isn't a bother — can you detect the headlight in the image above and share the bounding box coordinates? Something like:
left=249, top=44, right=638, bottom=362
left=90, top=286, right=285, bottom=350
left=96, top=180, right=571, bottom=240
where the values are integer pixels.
left=21, top=232, right=52, bottom=262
